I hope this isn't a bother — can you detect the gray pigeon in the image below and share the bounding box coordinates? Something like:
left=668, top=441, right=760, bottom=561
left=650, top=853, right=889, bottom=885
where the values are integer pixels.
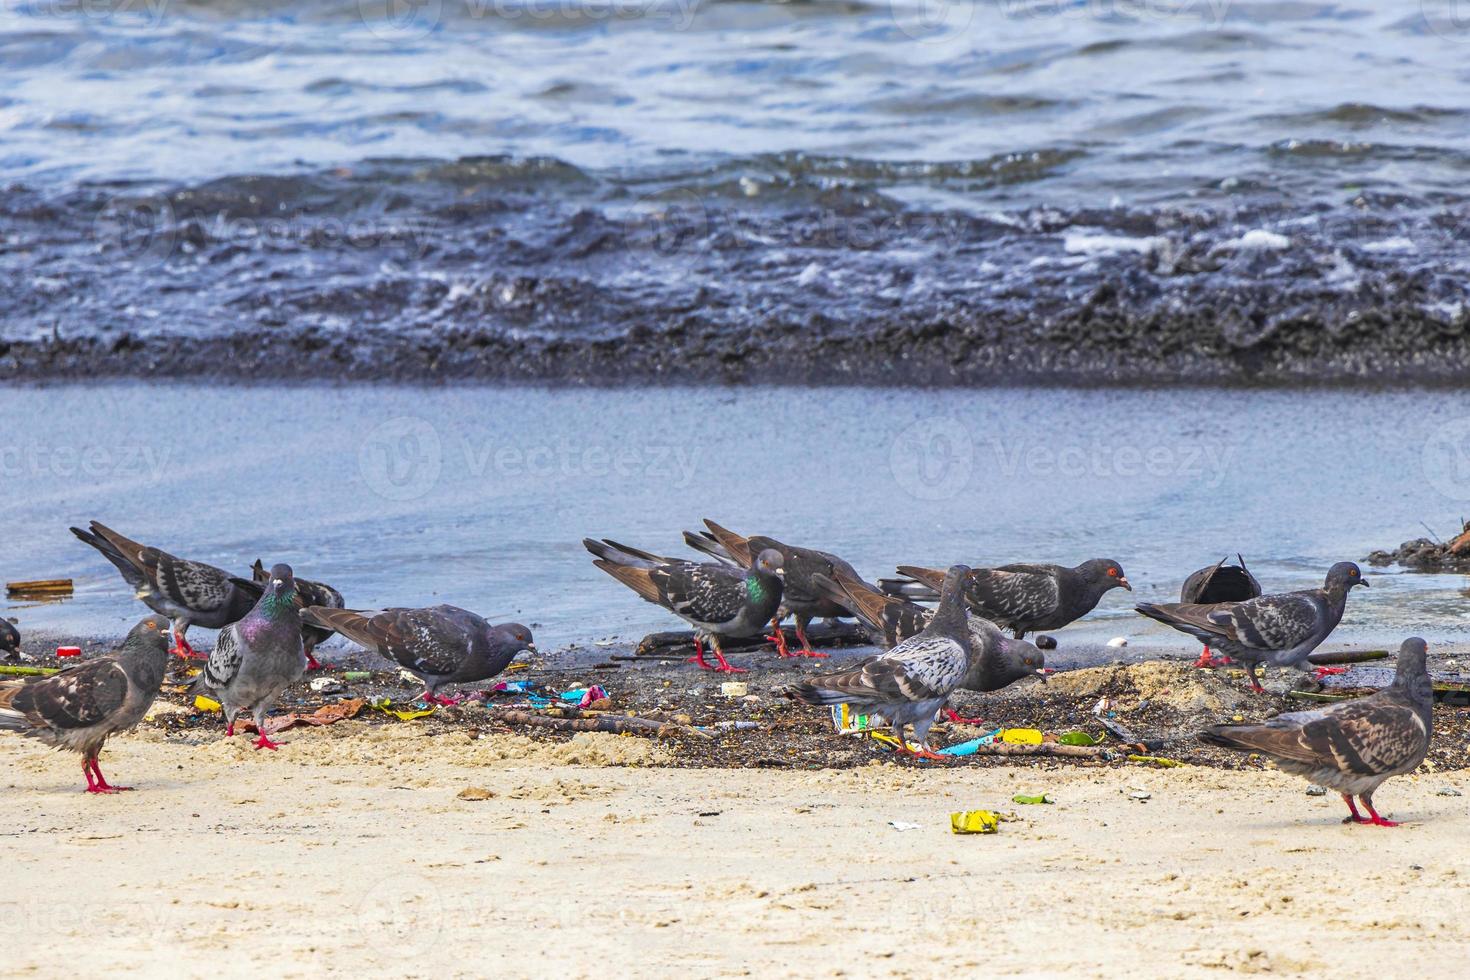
left=301, top=605, right=534, bottom=705
left=1136, top=561, right=1368, bottom=692
left=191, top=563, right=306, bottom=750
left=882, top=559, right=1131, bottom=639
left=683, top=520, right=856, bottom=658
left=810, top=569, right=1047, bottom=725
left=71, top=521, right=260, bottom=660
left=1180, top=554, right=1263, bottom=668
left=1200, top=637, right=1433, bottom=826
left=585, top=537, right=784, bottom=674
left=250, top=559, right=344, bottom=671
left=0, top=616, right=171, bottom=792
left=0, top=618, right=19, bottom=659
left=785, top=565, right=974, bottom=760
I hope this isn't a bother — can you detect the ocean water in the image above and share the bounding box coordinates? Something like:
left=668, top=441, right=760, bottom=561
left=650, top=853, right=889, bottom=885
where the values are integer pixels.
left=3, top=381, right=1468, bottom=652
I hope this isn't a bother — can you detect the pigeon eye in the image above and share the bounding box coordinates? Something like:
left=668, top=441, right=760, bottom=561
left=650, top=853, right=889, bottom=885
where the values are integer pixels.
left=1108, top=567, right=1118, bottom=577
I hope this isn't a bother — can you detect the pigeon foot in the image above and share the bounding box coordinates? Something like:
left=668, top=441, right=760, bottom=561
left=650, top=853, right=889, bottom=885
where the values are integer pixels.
left=1194, top=647, right=1231, bottom=669
left=791, top=648, right=830, bottom=659
left=766, top=622, right=793, bottom=658
left=944, top=708, right=988, bottom=726
left=253, top=734, right=280, bottom=751
left=897, top=745, right=949, bottom=762
left=689, top=638, right=747, bottom=673
left=304, top=653, right=324, bottom=671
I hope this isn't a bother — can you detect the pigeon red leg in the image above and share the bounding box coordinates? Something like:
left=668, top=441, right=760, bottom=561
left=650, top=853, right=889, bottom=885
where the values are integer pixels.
left=1244, top=665, right=1265, bottom=694
left=688, top=637, right=716, bottom=671
left=82, top=757, right=122, bottom=794
left=1194, top=645, right=1231, bottom=669
left=89, top=758, right=131, bottom=792
left=944, top=707, right=988, bottom=726
left=707, top=637, right=746, bottom=674
left=791, top=620, right=829, bottom=659
left=171, top=633, right=204, bottom=660
left=765, top=618, right=794, bottom=658
left=253, top=732, right=280, bottom=751
left=304, top=651, right=324, bottom=671
left=225, top=721, right=236, bottom=737
left=1360, top=796, right=1399, bottom=828
left=1340, top=794, right=1370, bottom=824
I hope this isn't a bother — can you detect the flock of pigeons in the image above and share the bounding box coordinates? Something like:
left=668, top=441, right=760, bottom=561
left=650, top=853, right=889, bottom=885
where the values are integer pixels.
left=0, top=519, right=1438, bottom=827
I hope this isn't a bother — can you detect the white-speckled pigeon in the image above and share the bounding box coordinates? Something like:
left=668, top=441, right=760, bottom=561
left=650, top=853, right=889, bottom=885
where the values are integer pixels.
left=785, top=565, right=973, bottom=760
left=302, top=605, right=534, bottom=705
left=882, top=559, right=1131, bottom=639
left=251, top=559, right=344, bottom=671
left=71, top=521, right=259, bottom=660
left=810, top=569, right=1047, bottom=725
left=0, top=618, right=19, bottom=659
left=1180, top=554, right=1263, bottom=668
left=1200, top=637, right=1432, bottom=826
left=584, top=537, right=783, bottom=674
left=0, top=616, right=171, bottom=792
left=190, top=563, right=306, bottom=750
left=1136, top=561, right=1368, bottom=692
left=683, top=519, right=855, bottom=658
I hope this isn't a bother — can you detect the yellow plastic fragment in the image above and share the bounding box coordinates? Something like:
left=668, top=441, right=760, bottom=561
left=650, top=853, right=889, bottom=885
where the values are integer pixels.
left=368, top=698, right=437, bottom=721
left=194, top=695, right=221, bottom=713
left=1000, top=728, right=1044, bottom=745
left=950, top=810, right=1000, bottom=834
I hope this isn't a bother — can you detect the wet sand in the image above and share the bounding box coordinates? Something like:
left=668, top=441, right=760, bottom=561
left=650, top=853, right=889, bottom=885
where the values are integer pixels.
left=2, top=723, right=1467, bottom=978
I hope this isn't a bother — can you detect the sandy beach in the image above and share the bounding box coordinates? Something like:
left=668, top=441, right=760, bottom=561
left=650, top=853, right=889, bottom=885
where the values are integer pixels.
left=4, top=718, right=1468, bottom=979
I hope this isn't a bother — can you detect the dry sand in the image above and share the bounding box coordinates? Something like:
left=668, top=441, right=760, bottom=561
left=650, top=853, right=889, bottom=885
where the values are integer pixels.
left=3, top=721, right=1469, bottom=979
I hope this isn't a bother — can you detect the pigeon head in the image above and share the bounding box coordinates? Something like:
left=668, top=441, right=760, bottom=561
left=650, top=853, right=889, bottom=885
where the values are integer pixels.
left=1394, top=637, right=1428, bottom=674
left=1325, top=561, right=1368, bottom=592
left=1081, top=558, right=1131, bottom=592
left=1001, top=638, right=1048, bottom=684
left=495, top=623, right=537, bottom=654
left=127, top=616, right=172, bottom=645
left=754, top=549, right=785, bottom=576
left=259, top=563, right=299, bottom=612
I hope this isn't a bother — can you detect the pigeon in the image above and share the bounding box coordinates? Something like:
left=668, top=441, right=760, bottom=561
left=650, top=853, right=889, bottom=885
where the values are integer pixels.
left=1135, top=561, right=1368, bottom=692
left=683, top=519, right=855, bottom=658
left=0, top=618, right=19, bottom=659
left=190, top=563, right=306, bottom=750
left=71, top=521, right=260, bottom=660
left=785, top=565, right=974, bottom=760
left=302, top=606, right=534, bottom=705
left=250, top=559, right=344, bottom=672
left=810, top=569, right=1047, bottom=725
left=1200, top=637, right=1433, bottom=827
left=1180, top=555, right=1263, bottom=668
left=881, top=559, right=1131, bottom=639
left=0, top=616, right=171, bottom=793
left=584, top=537, right=783, bottom=674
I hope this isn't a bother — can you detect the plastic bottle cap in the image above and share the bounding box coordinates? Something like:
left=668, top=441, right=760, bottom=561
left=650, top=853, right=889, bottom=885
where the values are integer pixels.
left=56, top=646, right=81, bottom=657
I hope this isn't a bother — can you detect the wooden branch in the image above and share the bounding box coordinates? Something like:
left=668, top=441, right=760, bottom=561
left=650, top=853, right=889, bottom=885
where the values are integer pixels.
left=490, top=709, right=711, bottom=740
left=636, top=622, right=872, bottom=657
left=1307, top=649, right=1389, bottom=666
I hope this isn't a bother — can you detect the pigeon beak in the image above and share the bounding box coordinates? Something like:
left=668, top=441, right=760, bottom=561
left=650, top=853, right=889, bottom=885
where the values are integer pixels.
left=271, top=578, right=284, bottom=587
left=526, top=642, right=538, bottom=654
left=1119, top=577, right=1132, bottom=592
left=1358, top=580, right=1369, bottom=588
left=1036, top=668, right=1051, bottom=683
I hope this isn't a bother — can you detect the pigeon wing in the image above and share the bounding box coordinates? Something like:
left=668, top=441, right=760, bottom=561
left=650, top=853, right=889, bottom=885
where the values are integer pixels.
left=1223, top=592, right=1322, bottom=652
left=148, top=550, right=239, bottom=615
left=652, top=563, right=748, bottom=624
left=203, top=624, right=245, bottom=689
left=13, top=659, right=129, bottom=730
left=963, top=568, right=1060, bottom=622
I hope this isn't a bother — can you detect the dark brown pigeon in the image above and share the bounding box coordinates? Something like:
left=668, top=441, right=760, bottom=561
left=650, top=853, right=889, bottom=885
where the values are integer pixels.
left=585, top=537, right=783, bottom=674
left=71, top=521, right=259, bottom=660
left=882, top=559, right=1131, bottom=639
left=250, top=559, right=344, bottom=671
left=1180, top=555, right=1263, bottom=668
left=1136, top=562, right=1367, bottom=693
left=303, top=605, right=534, bottom=705
left=810, top=569, right=1047, bottom=725
left=1200, top=637, right=1433, bottom=826
left=683, top=519, right=855, bottom=658
left=785, top=566, right=973, bottom=760
left=0, top=616, right=171, bottom=793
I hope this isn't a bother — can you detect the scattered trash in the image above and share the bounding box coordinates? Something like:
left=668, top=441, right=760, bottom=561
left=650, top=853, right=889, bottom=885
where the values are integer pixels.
left=396, top=668, right=420, bottom=686
left=1012, top=794, right=1053, bottom=805
left=720, top=681, right=748, bottom=698
left=831, top=703, right=885, bottom=735
left=1058, top=731, right=1102, bottom=746
left=937, top=729, right=1004, bottom=756
left=1128, top=755, right=1184, bottom=768
left=6, top=578, right=73, bottom=600
left=308, top=677, right=344, bottom=694
left=703, top=720, right=761, bottom=731
left=570, top=685, right=609, bottom=707
left=1106, top=636, right=1128, bottom=648
left=1305, top=785, right=1327, bottom=796
left=341, top=671, right=372, bottom=682
left=242, top=699, right=366, bottom=735
left=457, top=787, right=496, bottom=801
left=492, top=679, right=537, bottom=695
left=888, top=820, right=922, bottom=832
left=1000, top=728, right=1044, bottom=745
left=0, top=664, right=58, bottom=677
left=1125, top=788, right=1151, bottom=801
left=55, top=646, right=80, bottom=658
left=195, top=695, right=222, bottom=713
left=950, top=810, right=1000, bottom=834
left=1437, top=787, right=1463, bottom=797
left=368, top=697, right=436, bottom=721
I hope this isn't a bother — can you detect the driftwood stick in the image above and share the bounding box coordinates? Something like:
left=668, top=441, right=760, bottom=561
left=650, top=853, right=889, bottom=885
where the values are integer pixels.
left=491, top=709, right=712, bottom=740
left=1306, top=649, right=1389, bottom=666
left=636, top=623, right=871, bottom=657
